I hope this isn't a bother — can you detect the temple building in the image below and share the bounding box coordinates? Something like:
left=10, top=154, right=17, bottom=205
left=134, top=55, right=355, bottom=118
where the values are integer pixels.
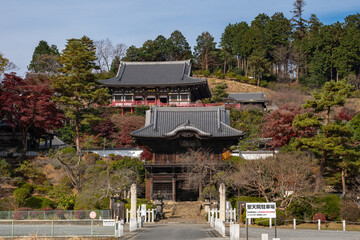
left=99, top=60, right=211, bottom=108
left=131, top=106, right=243, bottom=202
left=224, top=92, right=269, bottom=109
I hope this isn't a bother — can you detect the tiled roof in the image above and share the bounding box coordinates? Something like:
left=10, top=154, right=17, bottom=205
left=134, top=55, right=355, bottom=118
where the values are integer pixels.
left=99, top=60, right=207, bottom=87
left=131, top=106, right=243, bottom=139
left=228, top=92, right=269, bottom=103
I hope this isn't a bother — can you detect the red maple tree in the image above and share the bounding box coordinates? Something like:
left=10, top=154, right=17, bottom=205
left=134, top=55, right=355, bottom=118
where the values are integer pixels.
left=0, top=73, right=64, bottom=152
left=262, top=104, right=314, bottom=149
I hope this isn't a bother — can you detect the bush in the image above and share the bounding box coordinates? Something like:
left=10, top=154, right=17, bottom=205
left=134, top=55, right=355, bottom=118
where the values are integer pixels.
left=134, top=105, right=150, bottom=116
left=0, top=159, right=11, bottom=177
left=286, top=199, right=314, bottom=221
left=255, top=210, right=285, bottom=226
left=313, top=212, right=326, bottom=222
left=13, top=207, right=32, bottom=220
left=202, top=70, right=210, bottom=77
left=314, top=194, right=341, bottom=221
left=124, top=198, right=156, bottom=211
left=24, top=196, right=55, bottom=209
left=13, top=188, right=31, bottom=205
left=226, top=72, right=236, bottom=78
left=340, top=205, right=360, bottom=222
left=83, top=153, right=100, bottom=165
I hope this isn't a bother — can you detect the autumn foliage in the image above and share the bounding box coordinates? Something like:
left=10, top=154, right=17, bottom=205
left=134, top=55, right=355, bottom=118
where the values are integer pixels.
left=110, top=114, right=145, bottom=147
left=0, top=73, right=64, bottom=150
left=262, top=104, right=314, bottom=149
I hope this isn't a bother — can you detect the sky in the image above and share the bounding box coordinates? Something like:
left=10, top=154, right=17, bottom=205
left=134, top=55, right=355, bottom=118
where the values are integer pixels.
left=1, top=0, right=360, bottom=77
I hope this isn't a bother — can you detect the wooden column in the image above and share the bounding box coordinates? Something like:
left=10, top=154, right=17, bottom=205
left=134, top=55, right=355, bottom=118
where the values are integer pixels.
left=172, top=176, right=176, bottom=202
left=150, top=176, right=153, bottom=201
left=198, top=182, right=202, bottom=201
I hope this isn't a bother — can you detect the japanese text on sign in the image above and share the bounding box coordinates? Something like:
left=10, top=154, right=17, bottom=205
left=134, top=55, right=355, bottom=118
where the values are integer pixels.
left=246, top=203, right=276, bottom=218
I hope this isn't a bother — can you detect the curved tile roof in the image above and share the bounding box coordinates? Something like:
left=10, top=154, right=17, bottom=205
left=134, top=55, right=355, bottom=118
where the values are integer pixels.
left=131, top=106, right=243, bottom=139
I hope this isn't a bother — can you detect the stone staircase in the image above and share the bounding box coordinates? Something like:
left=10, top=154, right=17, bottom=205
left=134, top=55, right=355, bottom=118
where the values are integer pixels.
left=160, top=201, right=207, bottom=223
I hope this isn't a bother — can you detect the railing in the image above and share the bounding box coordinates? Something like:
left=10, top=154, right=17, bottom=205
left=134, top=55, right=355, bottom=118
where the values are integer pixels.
left=0, top=210, right=110, bottom=220
left=208, top=208, right=237, bottom=223
left=125, top=206, right=155, bottom=223
left=111, top=100, right=225, bottom=108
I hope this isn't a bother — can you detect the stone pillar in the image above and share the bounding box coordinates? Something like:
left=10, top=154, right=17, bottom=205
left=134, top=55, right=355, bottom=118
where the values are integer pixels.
left=130, top=183, right=137, bottom=231
left=130, top=184, right=137, bottom=219
left=219, top=183, right=226, bottom=222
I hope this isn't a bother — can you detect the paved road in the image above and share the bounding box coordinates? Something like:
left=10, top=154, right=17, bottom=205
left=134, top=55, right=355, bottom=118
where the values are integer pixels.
left=128, top=224, right=220, bottom=240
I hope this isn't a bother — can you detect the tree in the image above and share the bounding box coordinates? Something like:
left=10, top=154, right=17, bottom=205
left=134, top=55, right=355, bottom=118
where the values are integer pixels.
left=178, top=149, right=225, bottom=201
left=95, top=39, right=127, bottom=72
left=28, top=40, right=60, bottom=73
left=228, top=152, right=316, bottom=209
left=110, top=114, right=145, bottom=147
left=291, top=0, right=307, bottom=39
left=248, top=49, right=271, bottom=86
left=0, top=52, right=17, bottom=78
left=210, top=83, right=228, bottom=102
left=52, top=36, right=110, bottom=153
left=166, top=30, right=192, bottom=60
left=263, top=104, right=315, bottom=149
left=0, top=73, right=64, bottom=153
left=293, top=81, right=356, bottom=196
left=194, top=32, right=217, bottom=71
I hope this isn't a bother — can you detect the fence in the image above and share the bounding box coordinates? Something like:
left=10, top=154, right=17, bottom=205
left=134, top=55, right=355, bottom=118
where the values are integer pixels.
left=207, top=208, right=237, bottom=223
left=0, top=210, right=110, bottom=220
left=0, top=219, right=125, bottom=238
left=125, top=206, right=155, bottom=223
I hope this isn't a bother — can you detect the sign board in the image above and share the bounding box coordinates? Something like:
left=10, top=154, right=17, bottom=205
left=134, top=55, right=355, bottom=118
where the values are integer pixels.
left=246, top=203, right=276, bottom=218
left=89, top=211, right=97, bottom=219
left=103, top=219, right=115, bottom=226
left=141, top=204, right=147, bottom=216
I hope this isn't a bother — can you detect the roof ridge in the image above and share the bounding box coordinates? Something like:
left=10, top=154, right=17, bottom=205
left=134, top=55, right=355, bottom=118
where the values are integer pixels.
left=120, top=60, right=190, bottom=65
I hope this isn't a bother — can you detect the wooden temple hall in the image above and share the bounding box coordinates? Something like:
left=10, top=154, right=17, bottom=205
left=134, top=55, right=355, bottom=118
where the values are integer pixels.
left=99, top=60, right=211, bottom=107
left=131, top=106, right=243, bottom=202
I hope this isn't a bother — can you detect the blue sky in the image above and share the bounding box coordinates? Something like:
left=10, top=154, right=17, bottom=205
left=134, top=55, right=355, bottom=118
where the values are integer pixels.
left=1, top=0, right=359, bottom=77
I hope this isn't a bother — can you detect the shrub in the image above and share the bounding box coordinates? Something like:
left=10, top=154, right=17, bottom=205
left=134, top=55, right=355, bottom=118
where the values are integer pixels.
left=314, top=194, right=341, bottom=221
left=255, top=210, right=285, bottom=226
left=286, top=199, right=314, bottom=221
left=24, top=196, right=55, bottom=209
left=226, top=72, right=236, bottom=78
left=83, top=153, right=100, bottom=165
left=202, top=70, right=210, bottom=77
left=134, top=105, right=150, bottom=116
left=340, top=205, right=360, bottom=222
left=13, top=188, right=31, bottom=205
left=13, top=207, right=32, bottom=220
left=313, top=212, right=326, bottom=222
left=0, top=159, right=11, bottom=177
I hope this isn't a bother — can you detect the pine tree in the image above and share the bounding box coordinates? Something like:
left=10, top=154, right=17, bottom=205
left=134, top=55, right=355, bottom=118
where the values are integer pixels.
left=293, top=80, right=356, bottom=195
left=52, top=36, right=110, bottom=153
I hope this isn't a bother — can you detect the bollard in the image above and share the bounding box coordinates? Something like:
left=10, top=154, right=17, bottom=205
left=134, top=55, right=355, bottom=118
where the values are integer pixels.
left=151, top=209, right=155, bottom=223
left=318, top=219, right=321, bottom=230
left=91, top=219, right=93, bottom=237
left=343, top=220, right=346, bottom=231
left=11, top=220, right=14, bottom=238
left=51, top=219, right=54, bottom=237
left=261, top=233, right=268, bottom=240
left=269, top=218, right=272, bottom=228
left=115, top=221, right=124, bottom=237
left=293, top=218, right=296, bottom=230
left=230, top=223, right=240, bottom=240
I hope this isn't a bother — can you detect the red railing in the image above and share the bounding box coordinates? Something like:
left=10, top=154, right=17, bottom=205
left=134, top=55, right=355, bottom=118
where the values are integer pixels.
left=110, top=100, right=231, bottom=108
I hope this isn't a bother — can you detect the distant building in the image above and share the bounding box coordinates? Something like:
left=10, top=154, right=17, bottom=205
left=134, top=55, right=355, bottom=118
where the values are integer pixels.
left=99, top=61, right=211, bottom=109
left=131, top=106, right=243, bottom=202
left=224, top=92, right=269, bottom=109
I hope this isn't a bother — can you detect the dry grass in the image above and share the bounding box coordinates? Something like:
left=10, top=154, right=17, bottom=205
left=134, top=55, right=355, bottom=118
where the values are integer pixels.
left=207, top=78, right=274, bottom=95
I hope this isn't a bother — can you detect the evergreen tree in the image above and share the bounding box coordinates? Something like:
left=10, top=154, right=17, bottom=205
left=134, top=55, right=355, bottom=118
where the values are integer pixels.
left=166, top=30, right=192, bottom=61
left=52, top=36, right=110, bottom=153
left=28, top=40, right=60, bottom=73
left=194, top=32, right=217, bottom=71
left=293, top=80, right=355, bottom=195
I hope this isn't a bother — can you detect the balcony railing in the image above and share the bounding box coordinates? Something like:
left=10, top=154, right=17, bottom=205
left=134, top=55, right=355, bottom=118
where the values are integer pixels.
left=110, top=100, right=229, bottom=108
